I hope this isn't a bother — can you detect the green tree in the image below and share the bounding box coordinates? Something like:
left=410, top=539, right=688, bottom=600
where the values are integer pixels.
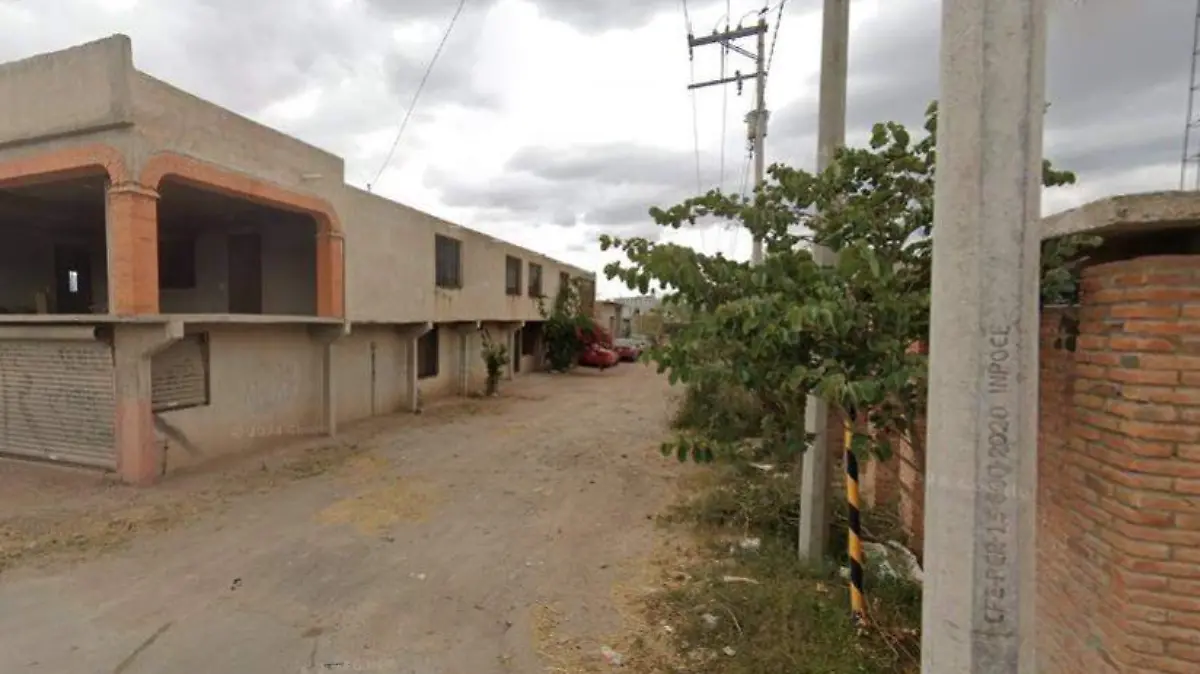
left=480, top=331, right=510, bottom=396
left=602, top=101, right=1098, bottom=464
left=539, top=277, right=595, bottom=371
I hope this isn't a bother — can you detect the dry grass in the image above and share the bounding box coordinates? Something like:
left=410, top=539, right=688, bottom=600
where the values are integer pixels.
left=0, top=395, right=507, bottom=575
left=0, top=436, right=373, bottom=574
left=314, top=477, right=441, bottom=535
left=0, top=388, right=525, bottom=570
left=609, top=462, right=922, bottom=674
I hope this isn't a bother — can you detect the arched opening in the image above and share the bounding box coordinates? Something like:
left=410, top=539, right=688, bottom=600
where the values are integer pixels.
left=156, top=179, right=320, bottom=315
left=0, top=174, right=109, bottom=314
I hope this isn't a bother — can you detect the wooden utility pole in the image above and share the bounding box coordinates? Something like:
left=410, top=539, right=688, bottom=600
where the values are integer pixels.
left=687, top=19, right=769, bottom=264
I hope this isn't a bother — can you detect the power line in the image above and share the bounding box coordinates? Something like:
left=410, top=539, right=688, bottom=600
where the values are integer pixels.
left=688, top=18, right=768, bottom=263
left=729, top=147, right=753, bottom=258
left=738, top=148, right=753, bottom=200
left=719, top=0, right=731, bottom=193
left=766, top=0, right=787, bottom=77
left=684, top=0, right=703, bottom=195
left=369, top=0, right=469, bottom=191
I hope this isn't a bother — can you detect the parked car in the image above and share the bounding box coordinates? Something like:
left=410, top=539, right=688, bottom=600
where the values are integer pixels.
left=578, top=344, right=619, bottom=369
left=612, top=339, right=641, bottom=362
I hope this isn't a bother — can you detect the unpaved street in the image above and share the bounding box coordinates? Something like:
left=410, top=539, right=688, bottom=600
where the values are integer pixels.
left=0, top=365, right=679, bottom=673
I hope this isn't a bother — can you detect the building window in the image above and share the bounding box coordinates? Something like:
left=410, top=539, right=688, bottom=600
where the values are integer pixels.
left=559, top=271, right=571, bottom=294
left=417, top=327, right=439, bottom=379
left=505, top=256, right=522, bottom=296
left=159, top=238, right=197, bottom=289
left=435, top=235, right=462, bottom=289
left=528, top=263, right=543, bottom=297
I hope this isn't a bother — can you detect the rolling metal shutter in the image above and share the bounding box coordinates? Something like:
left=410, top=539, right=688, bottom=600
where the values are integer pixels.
left=152, top=334, right=209, bottom=412
left=0, top=332, right=116, bottom=468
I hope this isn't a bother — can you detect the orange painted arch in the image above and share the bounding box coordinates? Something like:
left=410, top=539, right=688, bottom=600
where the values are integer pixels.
left=139, top=152, right=345, bottom=319
left=0, top=143, right=130, bottom=187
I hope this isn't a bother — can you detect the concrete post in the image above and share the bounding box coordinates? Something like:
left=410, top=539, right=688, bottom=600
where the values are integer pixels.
left=921, top=1, right=1046, bottom=672
left=406, top=336, right=420, bottom=411
left=112, top=321, right=183, bottom=484
left=311, top=324, right=350, bottom=437
left=799, top=0, right=850, bottom=562
left=401, top=322, right=432, bottom=413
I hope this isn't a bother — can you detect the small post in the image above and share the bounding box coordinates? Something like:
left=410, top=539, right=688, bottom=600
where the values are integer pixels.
left=845, top=418, right=865, bottom=623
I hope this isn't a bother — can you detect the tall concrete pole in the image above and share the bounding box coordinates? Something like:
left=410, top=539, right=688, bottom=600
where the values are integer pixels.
left=751, top=19, right=768, bottom=265
left=797, top=0, right=849, bottom=562
left=921, top=0, right=1046, bottom=672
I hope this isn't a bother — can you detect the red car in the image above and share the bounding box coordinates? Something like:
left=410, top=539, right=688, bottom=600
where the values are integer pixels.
left=578, top=344, right=619, bottom=369
left=613, top=343, right=641, bottom=362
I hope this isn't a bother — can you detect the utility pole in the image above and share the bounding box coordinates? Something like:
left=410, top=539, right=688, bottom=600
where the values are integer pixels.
left=798, top=0, right=850, bottom=563
left=922, top=0, right=1046, bottom=672
left=687, top=19, right=769, bottom=264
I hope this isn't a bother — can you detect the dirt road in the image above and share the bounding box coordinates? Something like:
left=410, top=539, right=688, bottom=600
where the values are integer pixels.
left=0, top=365, right=680, bottom=673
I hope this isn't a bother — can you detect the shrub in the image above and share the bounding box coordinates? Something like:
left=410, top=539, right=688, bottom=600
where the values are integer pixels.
left=480, top=331, right=509, bottom=396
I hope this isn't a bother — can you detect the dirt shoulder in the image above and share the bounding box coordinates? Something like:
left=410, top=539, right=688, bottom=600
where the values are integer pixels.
left=0, top=365, right=688, bottom=674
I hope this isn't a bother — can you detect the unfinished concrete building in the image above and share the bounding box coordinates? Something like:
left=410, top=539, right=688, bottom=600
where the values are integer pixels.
left=0, top=35, right=594, bottom=484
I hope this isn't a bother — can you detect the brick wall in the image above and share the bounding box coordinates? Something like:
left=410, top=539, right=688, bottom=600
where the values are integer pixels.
left=862, top=255, right=1200, bottom=673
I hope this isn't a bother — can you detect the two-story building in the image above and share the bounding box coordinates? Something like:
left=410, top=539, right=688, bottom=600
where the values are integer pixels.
left=0, top=35, right=594, bottom=484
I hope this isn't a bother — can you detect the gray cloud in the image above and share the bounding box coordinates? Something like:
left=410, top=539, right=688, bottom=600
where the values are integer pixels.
left=427, top=0, right=1194, bottom=239
left=772, top=0, right=1193, bottom=184
left=431, top=143, right=726, bottom=232
left=365, top=0, right=683, bottom=32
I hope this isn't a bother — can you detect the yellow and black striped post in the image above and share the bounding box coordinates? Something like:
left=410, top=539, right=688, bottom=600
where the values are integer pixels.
left=845, top=420, right=865, bottom=623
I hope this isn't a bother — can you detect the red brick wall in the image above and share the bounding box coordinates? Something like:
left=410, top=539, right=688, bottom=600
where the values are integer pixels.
left=1059, top=255, right=1200, bottom=673
left=859, top=255, right=1200, bottom=673
left=1037, top=305, right=1123, bottom=673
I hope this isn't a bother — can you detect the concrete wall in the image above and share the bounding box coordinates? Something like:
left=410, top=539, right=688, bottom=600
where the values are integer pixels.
left=129, top=72, right=344, bottom=194
left=594, top=301, right=621, bottom=339
left=157, top=323, right=423, bottom=471
left=156, top=324, right=325, bottom=472
left=338, top=187, right=586, bottom=324
left=334, top=325, right=412, bottom=424
left=0, top=36, right=134, bottom=151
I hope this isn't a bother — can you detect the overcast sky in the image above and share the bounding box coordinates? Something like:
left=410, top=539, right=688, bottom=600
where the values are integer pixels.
left=0, top=0, right=1191, bottom=298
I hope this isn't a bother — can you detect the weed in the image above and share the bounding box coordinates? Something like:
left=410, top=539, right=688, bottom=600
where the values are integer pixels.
left=644, top=458, right=922, bottom=674
left=671, top=381, right=764, bottom=441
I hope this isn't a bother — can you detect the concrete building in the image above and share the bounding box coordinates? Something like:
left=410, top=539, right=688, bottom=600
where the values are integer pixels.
left=0, top=35, right=594, bottom=484
left=593, top=300, right=622, bottom=339
left=610, top=295, right=667, bottom=338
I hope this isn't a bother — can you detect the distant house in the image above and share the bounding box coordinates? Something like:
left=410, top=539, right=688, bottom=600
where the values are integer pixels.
left=610, top=296, right=672, bottom=338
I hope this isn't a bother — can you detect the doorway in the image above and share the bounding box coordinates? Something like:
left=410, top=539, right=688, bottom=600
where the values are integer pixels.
left=513, top=330, right=521, bottom=374
left=54, top=244, right=93, bottom=314
left=228, top=233, right=262, bottom=314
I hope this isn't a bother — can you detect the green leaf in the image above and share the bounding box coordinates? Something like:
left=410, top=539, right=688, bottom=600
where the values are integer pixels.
left=606, top=96, right=1084, bottom=479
